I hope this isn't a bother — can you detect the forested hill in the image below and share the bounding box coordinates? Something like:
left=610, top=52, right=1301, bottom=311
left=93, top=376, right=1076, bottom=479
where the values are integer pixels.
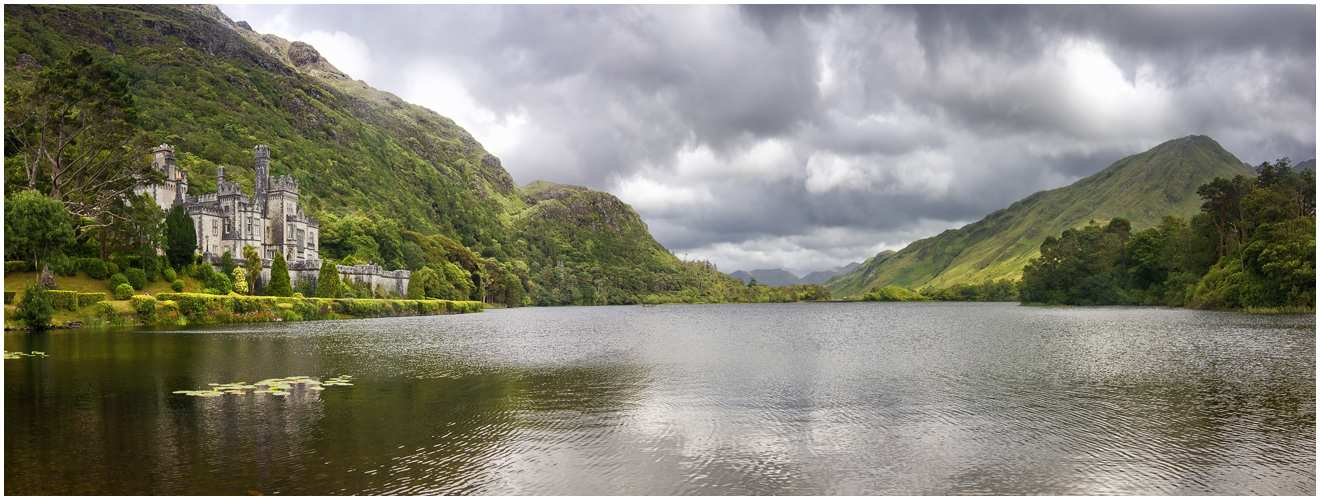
left=828, top=135, right=1256, bottom=297
left=4, top=4, right=745, bottom=306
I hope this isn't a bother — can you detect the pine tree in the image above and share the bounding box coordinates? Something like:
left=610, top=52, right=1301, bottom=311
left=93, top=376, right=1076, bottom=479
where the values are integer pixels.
left=267, top=252, right=292, bottom=297
left=163, top=205, right=195, bottom=270
left=315, top=260, right=341, bottom=298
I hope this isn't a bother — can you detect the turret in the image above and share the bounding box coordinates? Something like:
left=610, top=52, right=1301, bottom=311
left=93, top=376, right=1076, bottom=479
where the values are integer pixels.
left=254, top=145, right=270, bottom=214
left=152, top=144, right=175, bottom=175
left=217, top=165, right=225, bottom=185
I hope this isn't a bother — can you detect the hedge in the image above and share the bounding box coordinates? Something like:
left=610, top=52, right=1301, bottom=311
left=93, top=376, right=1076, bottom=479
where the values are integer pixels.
left=78, top=292, right=106, bottom=307
left=48, top=290, right=79, bottom=311
left=5, top=261, right=32, bottom=273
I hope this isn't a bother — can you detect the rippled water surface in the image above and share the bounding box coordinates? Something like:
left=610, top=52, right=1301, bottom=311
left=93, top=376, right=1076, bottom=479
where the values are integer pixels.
left=5, top=303, right=1314, bottom=494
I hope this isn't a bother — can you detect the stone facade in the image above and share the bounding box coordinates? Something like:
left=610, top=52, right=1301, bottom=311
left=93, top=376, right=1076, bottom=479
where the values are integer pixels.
left=139, top=144, right=320, bottom=264
left=138, top=144, right=410, bottom=297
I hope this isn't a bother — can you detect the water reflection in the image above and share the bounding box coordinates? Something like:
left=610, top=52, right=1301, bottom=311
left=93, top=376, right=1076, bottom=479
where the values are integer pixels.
left=5, top=304, right=1315, bottom=494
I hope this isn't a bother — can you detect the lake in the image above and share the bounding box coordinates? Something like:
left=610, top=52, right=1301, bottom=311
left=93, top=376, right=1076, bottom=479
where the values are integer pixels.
left=4, top=302, right=1314, bottom=494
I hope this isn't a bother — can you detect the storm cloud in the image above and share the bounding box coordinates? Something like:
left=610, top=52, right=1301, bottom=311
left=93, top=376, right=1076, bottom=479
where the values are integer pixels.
left=219, top=4, right=1315, bottom=275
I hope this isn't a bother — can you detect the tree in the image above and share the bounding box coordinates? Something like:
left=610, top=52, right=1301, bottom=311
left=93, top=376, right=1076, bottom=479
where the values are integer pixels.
left=1197, top=175, right=1249, bottom=257
left=4, top=190, right=74, bottom=271
left=219, top=250, right=237, bottom=278
left=316, top=259, right=341, bottom=298
left=267, top=252, right=292, bottom=297
left=96, top=193, right=163, bottom=259
left=163, top=205, right=195, bottom=270
left=4, top=49, right=156, bottom=228
left=16, top=282, right=53, bottom=330
left=243, top=245, right=261, bottom=294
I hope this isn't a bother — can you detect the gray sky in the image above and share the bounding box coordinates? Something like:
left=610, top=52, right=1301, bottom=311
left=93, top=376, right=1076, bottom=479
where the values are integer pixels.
left=219, top=4, right=1315, bottom=276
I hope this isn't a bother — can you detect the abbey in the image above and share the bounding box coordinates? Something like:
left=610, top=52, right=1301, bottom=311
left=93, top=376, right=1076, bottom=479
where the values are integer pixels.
left=137, top=144, right=320, bottom=264
left=135, top=144, right=411, bottom=297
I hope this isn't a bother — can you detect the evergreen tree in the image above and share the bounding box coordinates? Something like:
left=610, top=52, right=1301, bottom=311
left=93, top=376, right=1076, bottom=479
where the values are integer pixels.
left=15, top=281, right=53, bottom=330
left=163, top=205, right=195, bottom=270
left=267, top=252, right=292, bottom=297
left=219, top=250, right=237, bottom=278
left=316, top=260, right=341, bottom=298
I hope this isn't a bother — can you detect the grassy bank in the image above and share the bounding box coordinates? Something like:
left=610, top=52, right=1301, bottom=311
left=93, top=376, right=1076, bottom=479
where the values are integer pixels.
left=4, top=271, right=482, bottom=329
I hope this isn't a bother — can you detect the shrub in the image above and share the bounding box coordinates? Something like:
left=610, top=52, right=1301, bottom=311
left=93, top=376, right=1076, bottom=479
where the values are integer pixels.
left=5, top=261, right=32, bottom=273
left=132, top=296, right=157, bottom=323
left=49, top=253, right=77, bottom=277
left=162, top=267, right=177, bottom=282
left=114, top=283, right=134, bottom=300
left=191, top=263, right=213, bottom=281
left=206, top=272, right=232, bottom=295
left=96, top=301, right=116, bottom=319
left=124, top=268, right=147, bottom=290
left=106, top=262, right=120, bottom=275
left=78, top=292, right=105, bottom=307
left=109, top=273, right=129, bottom=291
left=231, top=268, right=248, bottom=295
left=177, top=294, right=212, bottom=319
left=4, top=291, right=14, bottom=304
left=172, top=279, right=184, bottom=292
left=78, top=258, right=111, bottom=280
left=15, top=282, right=53, bottom=329
left=48, top=290, right=79, bottom=311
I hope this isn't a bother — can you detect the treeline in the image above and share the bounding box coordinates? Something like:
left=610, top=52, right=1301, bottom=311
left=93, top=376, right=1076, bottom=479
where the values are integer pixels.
left=1020, top=159, right=1315, bottom=310
left=859, top=279, right=1019, bottom=302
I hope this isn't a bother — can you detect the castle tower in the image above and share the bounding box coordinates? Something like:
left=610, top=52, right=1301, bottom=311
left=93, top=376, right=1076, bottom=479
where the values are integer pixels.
left=254, top=145, right=270, bottom=215
left=141, top=144, right=186, bottom=212
left=217, top=165, right=226, bottom=185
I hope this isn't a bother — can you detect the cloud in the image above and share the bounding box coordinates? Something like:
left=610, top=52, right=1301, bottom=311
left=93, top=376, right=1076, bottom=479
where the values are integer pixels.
left=217, top=5, right=1315, bottom=274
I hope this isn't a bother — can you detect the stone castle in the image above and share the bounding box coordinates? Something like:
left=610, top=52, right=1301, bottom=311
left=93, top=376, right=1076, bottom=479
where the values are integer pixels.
left=136, top=144, right=409, bottom=297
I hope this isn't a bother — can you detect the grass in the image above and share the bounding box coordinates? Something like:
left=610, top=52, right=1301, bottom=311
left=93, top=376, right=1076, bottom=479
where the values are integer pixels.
left=4, top=270, right=202, bottom=297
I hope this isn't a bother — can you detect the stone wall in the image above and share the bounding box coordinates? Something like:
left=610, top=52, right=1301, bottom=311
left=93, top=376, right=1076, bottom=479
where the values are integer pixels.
left=336, top=263, right=410, bottom=298
left=205, top=257, right=409, bottom=298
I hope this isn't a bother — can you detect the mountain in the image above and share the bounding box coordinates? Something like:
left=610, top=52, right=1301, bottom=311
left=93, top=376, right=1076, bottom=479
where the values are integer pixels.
left=729, top=269, right=800, bottom=287
left=4, top=4, right=741, bottom=305
left=828, top=136, right=1256, bottom=297
left=799, top=262, right=859, bottom=286
left=729, top=262, right=860, bottom=286
left=1296, top=159, right=1316, bottom=172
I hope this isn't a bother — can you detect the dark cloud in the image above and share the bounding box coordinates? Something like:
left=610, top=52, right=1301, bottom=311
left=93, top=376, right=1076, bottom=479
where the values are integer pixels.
left=219, top=4, right=1314, bottom=273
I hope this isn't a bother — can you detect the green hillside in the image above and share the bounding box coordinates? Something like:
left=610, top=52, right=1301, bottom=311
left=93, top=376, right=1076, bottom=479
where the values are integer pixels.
left=3, top=4, right=737, bottom=306
left=828, top=136, right=1255, bottom=297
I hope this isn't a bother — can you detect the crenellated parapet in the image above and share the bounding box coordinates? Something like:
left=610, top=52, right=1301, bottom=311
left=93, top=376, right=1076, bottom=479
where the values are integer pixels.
left=269, top=174, right=299, bottom=194
left=182, top=200, right=225, bottom=217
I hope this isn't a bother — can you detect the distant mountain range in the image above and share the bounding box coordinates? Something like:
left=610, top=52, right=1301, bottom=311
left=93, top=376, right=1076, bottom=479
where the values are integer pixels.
left=827, top=135, right=1268, bottom=297
left=730, top=262, right=860, bottom=287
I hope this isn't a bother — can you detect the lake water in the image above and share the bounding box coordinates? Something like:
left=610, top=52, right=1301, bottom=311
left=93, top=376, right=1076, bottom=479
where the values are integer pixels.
left=5, top=303, right=1314, bottom=494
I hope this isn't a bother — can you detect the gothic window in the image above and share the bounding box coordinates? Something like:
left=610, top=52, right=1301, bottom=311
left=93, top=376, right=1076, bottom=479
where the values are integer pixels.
left=247, top=217, right=252, bottom=237
left=212, top=220, right=218, bottom=236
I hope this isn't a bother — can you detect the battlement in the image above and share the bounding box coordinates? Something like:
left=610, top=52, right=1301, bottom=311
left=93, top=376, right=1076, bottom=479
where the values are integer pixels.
left=337, top=263, right=410, bottom=279
left=217, top=180, right=244, bottom=196
left=269, top=175, right=299, bottom=193
left=253, top=144, right=270, bottom=160
left=182, top=200, right=225, bottom=217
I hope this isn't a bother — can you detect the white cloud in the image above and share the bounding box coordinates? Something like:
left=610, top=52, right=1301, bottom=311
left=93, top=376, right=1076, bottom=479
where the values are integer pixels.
left=402, top=60, right=529, bottom=159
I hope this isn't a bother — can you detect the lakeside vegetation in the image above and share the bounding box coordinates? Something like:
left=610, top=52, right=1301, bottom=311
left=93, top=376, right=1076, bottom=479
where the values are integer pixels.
left=1019, top=159, right=1315, bottom=311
